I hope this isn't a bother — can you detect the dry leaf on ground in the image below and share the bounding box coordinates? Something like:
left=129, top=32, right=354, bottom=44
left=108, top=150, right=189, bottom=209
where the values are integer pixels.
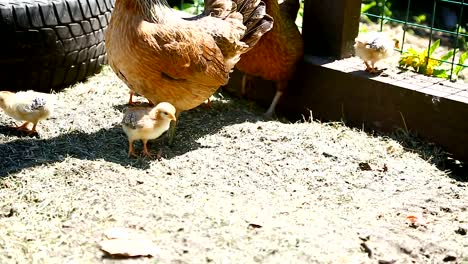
left=99, top=227, right=159, bottom=257
left=405, top=214, right=429, bottom=227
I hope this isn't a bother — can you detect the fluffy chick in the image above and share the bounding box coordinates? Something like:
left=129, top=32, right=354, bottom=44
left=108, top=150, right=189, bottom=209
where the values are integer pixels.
left=122, top=102, right=176, bottom=158
left=0, top=90, right=54, bottom=134
left=354, top=32, right=399, bottom=73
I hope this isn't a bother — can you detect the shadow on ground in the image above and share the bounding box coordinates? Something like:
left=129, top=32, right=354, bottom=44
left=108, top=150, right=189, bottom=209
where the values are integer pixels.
left=0, top=97, right=266, bottom=177
left=388, top=129, right=468, bottom=182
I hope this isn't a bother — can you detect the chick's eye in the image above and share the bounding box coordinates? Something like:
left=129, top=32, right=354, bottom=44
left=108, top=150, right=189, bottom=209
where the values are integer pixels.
left=162, top=112, right=167, bottom=115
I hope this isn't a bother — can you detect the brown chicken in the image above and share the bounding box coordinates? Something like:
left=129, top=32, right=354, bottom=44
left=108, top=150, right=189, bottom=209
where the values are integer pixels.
left=122, top=102, right=177, bottom=157
left=106, top=0, right=274, bottom=143
left=235, top=0, right=303, bottom=118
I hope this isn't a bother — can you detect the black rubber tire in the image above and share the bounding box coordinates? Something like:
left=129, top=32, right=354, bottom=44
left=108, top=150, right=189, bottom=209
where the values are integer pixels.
left=0, top=0, right=114, bottom=92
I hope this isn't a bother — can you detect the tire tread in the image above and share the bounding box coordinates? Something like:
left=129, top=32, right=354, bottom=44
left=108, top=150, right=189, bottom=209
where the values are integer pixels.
left=0, top=0, right=113, bottom=91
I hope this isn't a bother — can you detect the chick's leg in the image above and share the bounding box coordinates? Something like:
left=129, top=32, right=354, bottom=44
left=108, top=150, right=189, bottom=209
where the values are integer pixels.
left=127, top=140, right=137, bottom=157
left=167, top=111, right=181, bottom=145
left=370, top=61, right=379, bottom=72
left=15, top=122, right=30, bottom=131
left=364, top=61, right=373, bottom=72
left=264, top=81, right=287, bottom=118
left=29, top=122, right=38, bottom=134
left=141, top=139, right=152, bottom=157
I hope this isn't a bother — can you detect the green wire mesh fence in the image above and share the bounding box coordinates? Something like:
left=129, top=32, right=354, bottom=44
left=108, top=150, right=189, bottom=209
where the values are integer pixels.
left=173, top=0, right=305, bottom=30
left=361, top=0, right=468, bottom=81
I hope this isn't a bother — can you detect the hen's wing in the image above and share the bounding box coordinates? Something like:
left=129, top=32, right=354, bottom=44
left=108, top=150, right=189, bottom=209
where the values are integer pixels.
left=143, top=21, right=231, bottom=87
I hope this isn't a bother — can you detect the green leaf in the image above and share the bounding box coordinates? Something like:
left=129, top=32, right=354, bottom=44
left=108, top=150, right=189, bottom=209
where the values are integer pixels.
left=433, top=69, right=449, bottom=78
left=181, top=3, right=192, bottom=8
left=459, top=51, right=468, bottom=65
left=413, top=14, right=426, bottom=23
left=428, top=39, right=440, bottom=56
left=406, top=47, right=420, bottom=55
left=361, top=2, right=376, bottom=13
left=454, top=51, right=468, bottom=76
left=440, top=49, right=456, bottom=62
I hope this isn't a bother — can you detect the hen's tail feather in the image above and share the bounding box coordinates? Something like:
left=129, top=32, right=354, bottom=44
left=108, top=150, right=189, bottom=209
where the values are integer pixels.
left=242, top=1, right=266, bottom=30
left=235, top=0, right=259, bottom=23
left=233, top=0, right=273, bottom=49
left=203, top=0, right=234, bottom=17
left=279, top=0, right=300, bottom=21
left=200, top=0, right=273, bottom=51
left=242, top=13, right=273, bottom=47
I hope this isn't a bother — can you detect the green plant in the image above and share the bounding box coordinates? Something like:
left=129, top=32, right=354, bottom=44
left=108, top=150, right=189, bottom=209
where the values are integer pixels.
left=457, top=25, right=468, bottom=51
left=413, top=14, right=426, bottom=24
left=361, top=1, right=377, bottom=14
left=361, top=0, right=393, bottom=18
left=173, top=0, right=204, bottom=14
left=295, top=0, right=304, bottom=29
left=398, top=39, right=468, bottom=79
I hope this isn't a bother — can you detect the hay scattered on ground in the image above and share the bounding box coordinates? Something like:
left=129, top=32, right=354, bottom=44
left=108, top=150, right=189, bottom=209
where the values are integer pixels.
left=0, top=67, right=466, bottom=263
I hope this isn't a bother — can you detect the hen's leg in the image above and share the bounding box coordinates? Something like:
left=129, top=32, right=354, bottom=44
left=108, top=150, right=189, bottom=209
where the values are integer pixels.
left=130, top=90, right=153, bottom=106
left=167, top=111, right=181, bottom=145
left=202, top=98, right=212, bottom=109
left=128, top=90, right=137, bottom=105
left=264, top=81, right=286, bottom=118
left=241, top=74, right=253, bottom=96
left=128, top=90, right=134, bottom=104
left=127, top=140, right=137, bottom=157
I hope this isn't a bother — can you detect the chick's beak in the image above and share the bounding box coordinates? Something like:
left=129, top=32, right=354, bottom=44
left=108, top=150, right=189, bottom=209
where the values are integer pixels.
left=169, top=114, right=177, bottom=121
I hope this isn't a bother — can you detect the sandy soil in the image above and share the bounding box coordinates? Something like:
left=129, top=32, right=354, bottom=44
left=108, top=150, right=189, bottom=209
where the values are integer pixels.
left=0, top=67, right=467, bottom=263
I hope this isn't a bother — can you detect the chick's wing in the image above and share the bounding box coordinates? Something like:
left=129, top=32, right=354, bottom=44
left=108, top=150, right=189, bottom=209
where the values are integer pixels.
left=15, top=97, right=47, bottom=115
left=122, top=111, right=144, bottom=129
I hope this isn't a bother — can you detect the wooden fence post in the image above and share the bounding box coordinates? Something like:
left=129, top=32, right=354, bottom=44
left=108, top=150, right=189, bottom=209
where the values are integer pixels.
left=302, top=0, right=361, bottom=58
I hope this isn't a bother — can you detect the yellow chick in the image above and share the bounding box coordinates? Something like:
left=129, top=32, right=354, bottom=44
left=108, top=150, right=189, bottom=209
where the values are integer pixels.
left=0, top=90, right=54, bottom=134
left=121, top=102, right=176, bottom=158
left=354, top=32, right=399, bottom=73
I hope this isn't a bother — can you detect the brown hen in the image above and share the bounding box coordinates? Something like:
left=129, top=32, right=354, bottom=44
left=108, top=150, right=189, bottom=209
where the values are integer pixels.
left=106, top=0, right=273, bottom=143
left=235, top=0, right=303, bottom=118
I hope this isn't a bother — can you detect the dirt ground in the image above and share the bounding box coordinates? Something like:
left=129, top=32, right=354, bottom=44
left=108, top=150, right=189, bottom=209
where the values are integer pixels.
left=0, top=67, right=467, bottom=263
